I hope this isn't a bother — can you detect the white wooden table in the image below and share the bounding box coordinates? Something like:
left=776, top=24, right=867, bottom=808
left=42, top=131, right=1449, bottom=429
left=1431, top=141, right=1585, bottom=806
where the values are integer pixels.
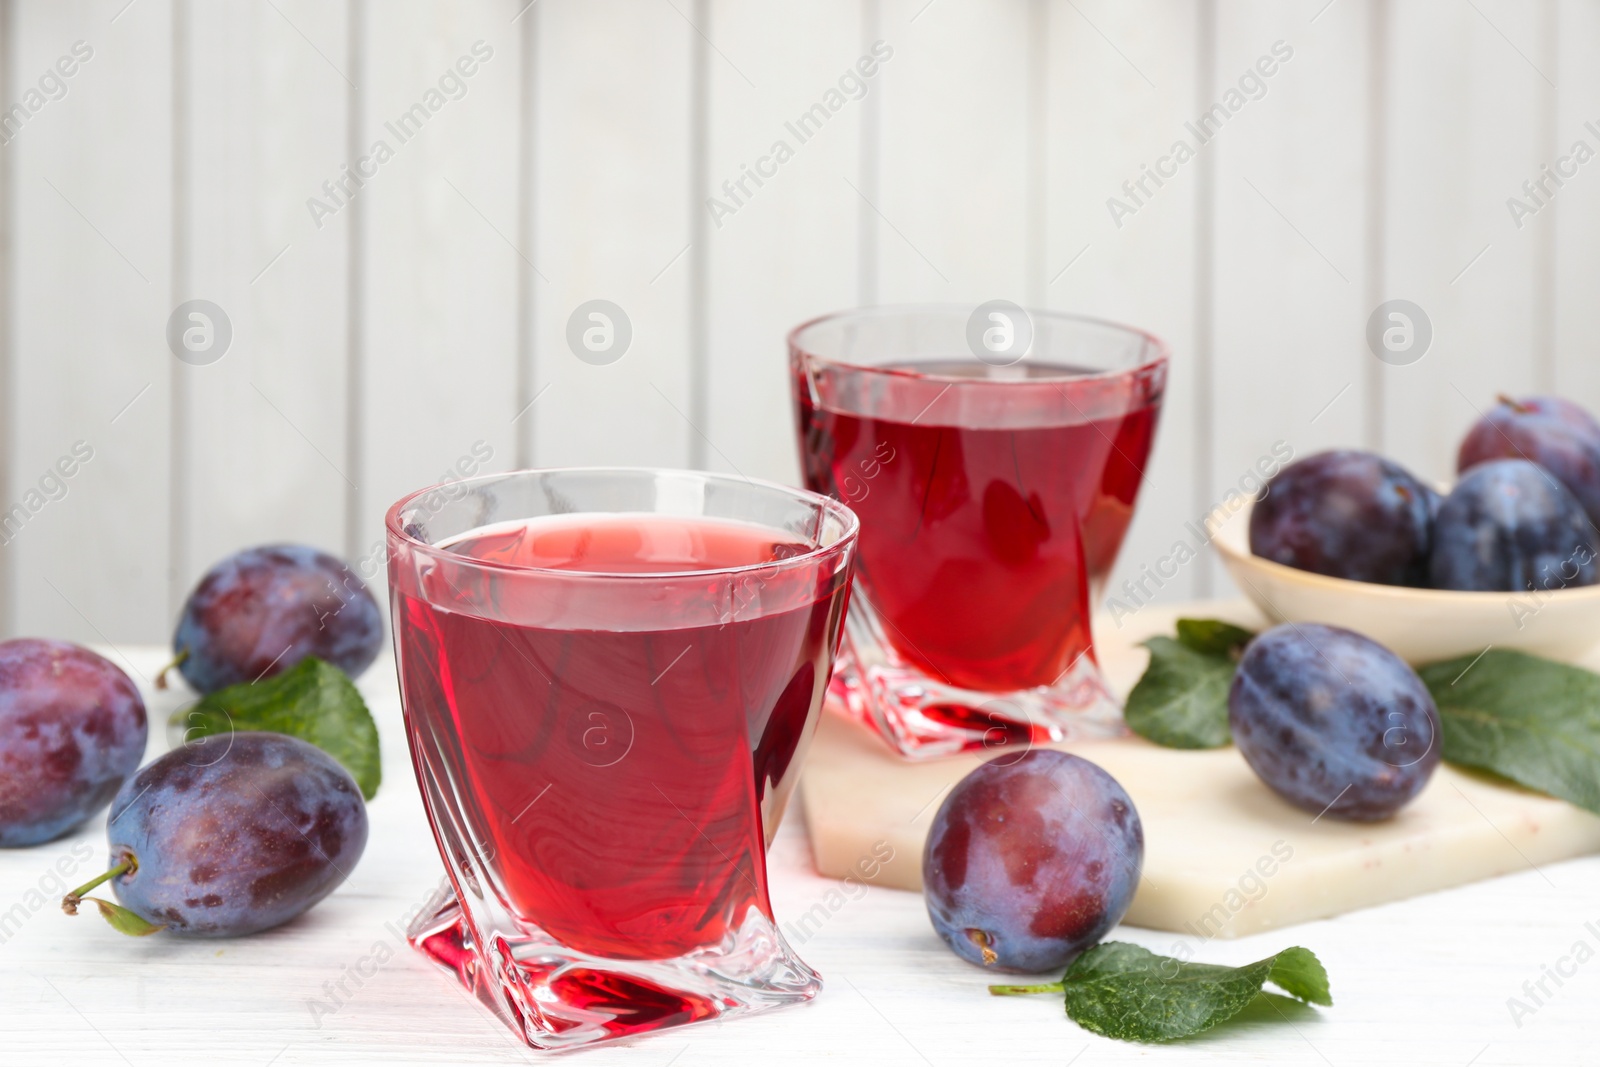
left=4, top=639, right=1597, bottom=1066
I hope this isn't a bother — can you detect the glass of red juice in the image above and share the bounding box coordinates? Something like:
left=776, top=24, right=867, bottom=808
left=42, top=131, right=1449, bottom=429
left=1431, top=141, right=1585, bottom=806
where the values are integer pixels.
left=386, top=468, right=858, bottom=1052
left=790, top=305, right=1167, bottom=759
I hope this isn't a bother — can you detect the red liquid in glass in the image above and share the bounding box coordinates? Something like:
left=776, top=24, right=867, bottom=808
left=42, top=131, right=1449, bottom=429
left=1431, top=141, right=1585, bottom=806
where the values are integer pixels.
left=797, top=358, right=1160, bottom=692
left=395, top=514, right=846, bottom=961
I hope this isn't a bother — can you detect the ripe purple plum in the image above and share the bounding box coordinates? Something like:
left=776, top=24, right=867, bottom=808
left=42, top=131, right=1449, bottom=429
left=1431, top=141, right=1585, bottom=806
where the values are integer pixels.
left=1458, top=395, right=1600, bottom=528
left=173, top=544, right=382, bottom=694
left=1249, top=450, right=1435, bottom=586
left=88, top=732, right=367, bottom=936
left=1229, top=623, right=1441, bottom=821
left=0, top=639, right=146, bottom=848
left=923, top=750, right=1143, bottom=974
left=1430, top=459, right=1599, bottom=592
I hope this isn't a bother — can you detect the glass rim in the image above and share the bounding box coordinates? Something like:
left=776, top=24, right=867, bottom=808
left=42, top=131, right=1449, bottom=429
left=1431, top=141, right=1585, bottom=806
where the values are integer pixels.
left=787, top=303, right=1170, bottom=384
left=385, top=465, right=860, bottom=581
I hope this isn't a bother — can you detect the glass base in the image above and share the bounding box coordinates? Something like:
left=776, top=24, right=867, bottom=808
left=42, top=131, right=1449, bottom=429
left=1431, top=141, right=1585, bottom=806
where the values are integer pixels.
left=406, top=881, right=821, bottom=1052
left=829, top=644, right=1127, bottom=761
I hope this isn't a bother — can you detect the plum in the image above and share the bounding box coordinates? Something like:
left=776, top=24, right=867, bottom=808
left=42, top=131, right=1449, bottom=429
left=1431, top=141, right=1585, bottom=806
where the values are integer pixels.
left=172, top=544, right=382, bottom=694
left=69, top=732, right=368, bottom=936
left=1423, top=482, right=1445, bottom=519
left=0, top=639, right=146, bottom=848
left=1458, top=395, right=1600, bottom=528
left=1229, top=623, right=1440, bottom=821
left=1430, top=459, right=1599, bottom=592
left=1249, top=450, right=1435, bottom=586
left=923, top=750, right=1142, bottom=974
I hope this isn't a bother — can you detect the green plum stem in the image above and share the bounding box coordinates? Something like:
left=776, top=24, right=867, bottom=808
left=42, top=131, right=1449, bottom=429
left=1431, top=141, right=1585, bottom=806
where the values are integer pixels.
left=988, top=982, right=1066, bottom=997
left=154, top=648, right=190, bottom=691
left=62, top=856, right=135, bottom=915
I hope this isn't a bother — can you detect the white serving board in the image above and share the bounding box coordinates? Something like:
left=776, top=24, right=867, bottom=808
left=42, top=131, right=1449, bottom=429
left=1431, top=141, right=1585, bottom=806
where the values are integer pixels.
left=801, top=600, right=1600, bottom=937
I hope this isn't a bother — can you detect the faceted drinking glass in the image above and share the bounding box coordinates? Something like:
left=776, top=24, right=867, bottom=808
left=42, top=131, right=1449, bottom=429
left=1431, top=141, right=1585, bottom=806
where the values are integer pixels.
left=790, top=305, right=1167, bottom=758
left=387, top=468, right=858, bottom=1051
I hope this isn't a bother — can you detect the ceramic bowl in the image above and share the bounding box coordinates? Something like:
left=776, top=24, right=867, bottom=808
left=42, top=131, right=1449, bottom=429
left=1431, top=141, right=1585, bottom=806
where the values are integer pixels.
left=1208, top=496, right=1600, bottom=663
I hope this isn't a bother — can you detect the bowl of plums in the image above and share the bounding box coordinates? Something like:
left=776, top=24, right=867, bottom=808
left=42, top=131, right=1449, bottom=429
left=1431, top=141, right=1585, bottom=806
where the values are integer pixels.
left=1210, top=395, right=1600, bottom=663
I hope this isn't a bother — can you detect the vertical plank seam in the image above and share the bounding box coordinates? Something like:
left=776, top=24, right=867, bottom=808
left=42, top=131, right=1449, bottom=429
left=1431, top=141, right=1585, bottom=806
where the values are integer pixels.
left=169, top=0, right=191, bottom=621
left=0, top=0, right=12, bottom=633
left=1363, top=0, right=1389, bottom=452
left=1192, top=0, right=1216, bottom=597
left=514, top=0, right=537, bottom=470
left=342, top=0, right=365, bottom=563
left=1534, top=0, right=1558, bottom=394
left=1025, top=0, right=1047, bottom=308
left=686, top=0, right=710, bottom=470
left=856, top=0, right=880, bottom=306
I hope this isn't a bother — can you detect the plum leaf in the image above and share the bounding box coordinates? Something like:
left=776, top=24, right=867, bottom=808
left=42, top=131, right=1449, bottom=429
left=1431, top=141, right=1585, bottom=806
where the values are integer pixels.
left=1124, top=636, right=1235, bottom=749
left=173, top=657, right=381, bottom=799
left=1174, top=618, right=1256, bottom=659
left=87, top=895, right=166, bottom=937
left=1419, top=649, right=1600, bottom=816
left=991, top=942, right=1331, bottom=1043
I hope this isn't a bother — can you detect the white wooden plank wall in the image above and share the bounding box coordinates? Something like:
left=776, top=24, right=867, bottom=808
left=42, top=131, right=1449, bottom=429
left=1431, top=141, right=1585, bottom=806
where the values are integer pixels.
left=1044, top=0, right=1200, bottom=608
left=8, top=0, right=173, bottom=660
left=182, top=0, right=351, bottom=614
left=1556, top=0, right=1600, bottom=410
left=359, top=0, right=522, bottom=568
left=703, top=0, right=861, bottom=484
left=530, top=0, right=694, bottom=473
left=0, top=0, right=1593, bottom=646
left=1207, top=0, right=1370, bottom=597
left=1381, top=0, right=1550, bottom=487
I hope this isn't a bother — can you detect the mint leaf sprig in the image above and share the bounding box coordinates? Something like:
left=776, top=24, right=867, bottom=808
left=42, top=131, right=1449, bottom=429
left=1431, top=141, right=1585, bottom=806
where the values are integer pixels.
left=170, top=656, right=382, bottom=799
left=991, top=942, right=1331, bottom=1043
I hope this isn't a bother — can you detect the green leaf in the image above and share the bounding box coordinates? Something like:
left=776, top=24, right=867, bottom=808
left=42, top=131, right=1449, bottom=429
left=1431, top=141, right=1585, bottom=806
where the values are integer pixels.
left=174, top=657, right=381, bottom=799
left=1419, top=649, right=1600, bottom=816
left=1124, top=637, right=1236, bottom=749
left=1262, top=946, right=1333, bottom=1007
left=1052, top=942, right=1329, bottom=1043
left=86, top=896, right=166, bottom=937
left=1174, top=618, right=1256, bottom=659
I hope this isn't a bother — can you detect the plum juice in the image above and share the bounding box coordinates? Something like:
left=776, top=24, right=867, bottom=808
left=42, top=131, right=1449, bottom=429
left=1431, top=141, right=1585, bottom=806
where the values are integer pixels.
left=797, top=358, right=1160, bottom=692
left=394, top=513, right=848, bottom=960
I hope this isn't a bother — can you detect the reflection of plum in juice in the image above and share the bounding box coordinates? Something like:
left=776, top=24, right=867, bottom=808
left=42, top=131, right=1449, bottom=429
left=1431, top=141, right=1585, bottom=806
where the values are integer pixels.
left=796, top=359, right=1161, bottom=692
left=395, top=514, right=848, bottom=960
